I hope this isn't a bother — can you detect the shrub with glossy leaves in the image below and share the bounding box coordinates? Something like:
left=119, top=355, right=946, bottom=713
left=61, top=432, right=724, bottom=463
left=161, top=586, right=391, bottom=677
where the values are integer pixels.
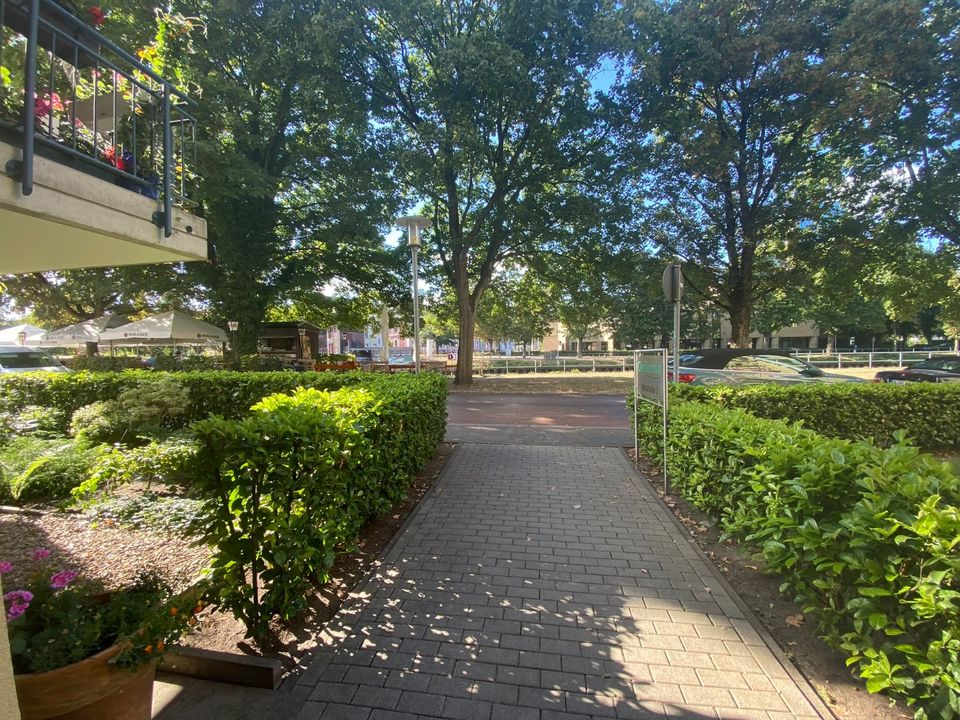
left=634, top=398, right=960, bottom=717
left=671, top=382, right=960, bottom=450
left=192, top=374, right=446, bottom=639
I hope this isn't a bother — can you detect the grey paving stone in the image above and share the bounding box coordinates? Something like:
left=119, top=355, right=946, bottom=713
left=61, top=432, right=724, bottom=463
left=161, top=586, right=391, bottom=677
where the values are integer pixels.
left=287, top=442, right=827, bottom=720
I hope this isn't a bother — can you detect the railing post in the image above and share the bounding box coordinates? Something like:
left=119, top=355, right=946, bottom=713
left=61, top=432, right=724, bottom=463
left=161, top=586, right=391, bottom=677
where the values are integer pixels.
left=899, top=351, right=903, bottom=367
left=837, top=353, right=842, bottom=369
left=161, top=86, right=173, bottom=238
left=868, top=352, right=873, bottom=369
left=18, top=0, right=41, bottom=196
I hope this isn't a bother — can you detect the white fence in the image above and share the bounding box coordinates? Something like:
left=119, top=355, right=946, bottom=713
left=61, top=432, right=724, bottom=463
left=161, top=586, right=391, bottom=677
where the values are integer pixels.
left=796, top=350, right=958, bottom=369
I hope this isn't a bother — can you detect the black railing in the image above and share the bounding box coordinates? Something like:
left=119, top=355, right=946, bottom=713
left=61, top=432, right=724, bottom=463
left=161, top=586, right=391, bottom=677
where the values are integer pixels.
left=0, top=0, right=197, bottom=237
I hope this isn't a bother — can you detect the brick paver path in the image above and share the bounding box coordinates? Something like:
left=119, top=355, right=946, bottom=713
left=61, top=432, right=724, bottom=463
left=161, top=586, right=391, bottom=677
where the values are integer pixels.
left=289, top=445, right=827, bottom=720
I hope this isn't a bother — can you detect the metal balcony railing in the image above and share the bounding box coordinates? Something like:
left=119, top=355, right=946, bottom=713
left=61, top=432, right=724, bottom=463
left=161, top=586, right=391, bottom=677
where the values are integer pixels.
left=0, top=0, right=197, bottom=237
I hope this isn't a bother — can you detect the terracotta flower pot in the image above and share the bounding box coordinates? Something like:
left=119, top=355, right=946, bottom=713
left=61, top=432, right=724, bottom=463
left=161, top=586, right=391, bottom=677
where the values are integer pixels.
left=15, top=644, right=156, bottom=720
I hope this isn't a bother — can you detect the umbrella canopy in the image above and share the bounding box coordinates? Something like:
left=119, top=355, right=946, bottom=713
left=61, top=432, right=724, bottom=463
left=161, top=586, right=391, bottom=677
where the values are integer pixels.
left=37, top=315, right=126, bottom=346
left=99, top=311, right=227, bottom=345
left=0, top=323, right=46, bottom=346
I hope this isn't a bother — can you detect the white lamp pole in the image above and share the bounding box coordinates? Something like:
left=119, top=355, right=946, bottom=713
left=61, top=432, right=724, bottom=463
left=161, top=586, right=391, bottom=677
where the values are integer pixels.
left=397, top=215, right=432, bottom=372
left=227, top=320, right=239, bottom=369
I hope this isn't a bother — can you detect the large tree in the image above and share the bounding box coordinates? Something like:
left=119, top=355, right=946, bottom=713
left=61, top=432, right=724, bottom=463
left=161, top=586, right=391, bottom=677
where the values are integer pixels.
left=322, top=0, right=616, bottom=383
left=2, top=2, right=402, bottom=347
left=831, top=0, right=960, bottom=250
left=621, top=0, right=858, bottom=347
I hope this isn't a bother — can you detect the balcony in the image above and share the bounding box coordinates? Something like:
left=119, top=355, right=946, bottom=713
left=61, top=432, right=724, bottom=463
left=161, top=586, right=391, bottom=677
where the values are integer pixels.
left=0, top=0, right=208, bottom=274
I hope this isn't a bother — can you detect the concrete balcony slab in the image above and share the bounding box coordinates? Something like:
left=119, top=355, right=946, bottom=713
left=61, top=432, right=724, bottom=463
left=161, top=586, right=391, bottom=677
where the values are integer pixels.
left=0, top=139, right=208, bottom=274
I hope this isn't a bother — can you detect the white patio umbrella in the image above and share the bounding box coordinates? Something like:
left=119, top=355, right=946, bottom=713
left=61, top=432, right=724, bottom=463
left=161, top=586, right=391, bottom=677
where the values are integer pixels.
left=98, top=311, right=227, bottom=347
left=0, top=323, right=46, bottom=346
left=37, top=315, right=126, bottom=347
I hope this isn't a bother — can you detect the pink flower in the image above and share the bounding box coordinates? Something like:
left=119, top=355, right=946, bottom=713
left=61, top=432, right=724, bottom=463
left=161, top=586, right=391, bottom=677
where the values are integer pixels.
left=32, top=548, right=51, bottom=562
left=6, top=600, right=29, bottom=622
left=49, top=571, right=79, bottom=589
left=89, top=6, right=105, bottom=26
left=0, top=561, right=11, bottom=574
left=4, top=590, right=33, bottom=604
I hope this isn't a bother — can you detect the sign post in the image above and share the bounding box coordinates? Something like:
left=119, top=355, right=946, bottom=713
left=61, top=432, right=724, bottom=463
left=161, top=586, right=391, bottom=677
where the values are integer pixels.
left=661, top=263, right=683, bottom=382
left=633, top=349, right=669, bottom=495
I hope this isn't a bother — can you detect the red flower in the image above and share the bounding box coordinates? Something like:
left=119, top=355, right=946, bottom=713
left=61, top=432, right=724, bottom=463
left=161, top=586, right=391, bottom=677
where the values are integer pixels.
left=88, top=6, right=105, bottom=26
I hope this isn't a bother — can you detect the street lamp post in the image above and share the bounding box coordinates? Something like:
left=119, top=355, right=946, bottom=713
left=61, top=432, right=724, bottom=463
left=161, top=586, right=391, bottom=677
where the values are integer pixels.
left=227, top=320, right=239, bottom=369
left=396, top=215, right=432, bottom=372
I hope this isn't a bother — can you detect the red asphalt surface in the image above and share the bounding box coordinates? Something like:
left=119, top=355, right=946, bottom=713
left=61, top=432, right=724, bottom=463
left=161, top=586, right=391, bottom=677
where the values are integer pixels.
left=446, top=392, right=630, bottom=428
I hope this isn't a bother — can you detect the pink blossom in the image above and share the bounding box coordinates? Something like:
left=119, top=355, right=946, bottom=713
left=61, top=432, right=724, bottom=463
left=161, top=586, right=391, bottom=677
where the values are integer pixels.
left=0, top=561, right=11, bottom=575
left=49, top=571, right=79, bottom=589
left=32, top=548, right=51, bottom=562
left=4, top=590, right=33, bottom=604
left=6, top=601, right=29, bottom=622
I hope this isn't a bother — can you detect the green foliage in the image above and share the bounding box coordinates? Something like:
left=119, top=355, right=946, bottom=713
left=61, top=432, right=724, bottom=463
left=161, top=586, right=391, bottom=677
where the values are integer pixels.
left=672, top=382, right=960, bottom=451
left=67, top=356, right=147, bottom=372
left=69, top=376, right=190, bottom=444
left=191, top=374, right=446, bottom=640
left=634, top=398, right=960, bottom=715
left=86, top=493, right=205, bottom=536
left=0, top=405, right=67, bottom=441
left=5, top=559, right=193, bottom=674
left=73, top=434, right=202, bottom=504
left=0, top=370, right=378, bottom=430
left=69, top=401, right=124, bottom=444
left=0, top=437, right=107, bottom=503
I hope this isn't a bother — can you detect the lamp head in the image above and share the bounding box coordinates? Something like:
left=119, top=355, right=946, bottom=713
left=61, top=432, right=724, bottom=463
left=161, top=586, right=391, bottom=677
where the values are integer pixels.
left=227, top=321, right=239, bottom=332
left=396, top=215, right=432, bottom=248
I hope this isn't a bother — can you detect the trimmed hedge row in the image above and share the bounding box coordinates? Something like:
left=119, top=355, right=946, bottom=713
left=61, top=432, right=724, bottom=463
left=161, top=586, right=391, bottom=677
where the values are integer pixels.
left=192, top=374, right=447, bottom=639
left=635, top=399, right=960, bottom=717
left=672, top=382, right=960, bottom=450
left=0, top=370, right=378, bottom=429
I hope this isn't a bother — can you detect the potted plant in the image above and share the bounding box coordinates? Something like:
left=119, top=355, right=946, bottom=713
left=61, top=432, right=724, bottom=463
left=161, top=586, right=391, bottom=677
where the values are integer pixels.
left=2, top=550, right=197, bottom=720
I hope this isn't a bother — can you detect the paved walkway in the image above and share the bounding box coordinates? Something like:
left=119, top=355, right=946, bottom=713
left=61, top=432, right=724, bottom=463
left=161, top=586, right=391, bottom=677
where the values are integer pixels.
left=445, top=394, right=634, bottom=446
left=287, top=444, right=828, bottom=720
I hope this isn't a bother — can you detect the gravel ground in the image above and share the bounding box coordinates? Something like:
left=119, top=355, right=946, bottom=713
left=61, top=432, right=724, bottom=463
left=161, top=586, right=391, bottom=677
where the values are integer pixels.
left=0, top=510, right=209, bottom=593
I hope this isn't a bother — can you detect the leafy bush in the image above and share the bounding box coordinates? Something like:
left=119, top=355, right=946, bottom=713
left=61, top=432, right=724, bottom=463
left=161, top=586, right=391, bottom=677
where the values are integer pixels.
left=192, top=374, right=446, bottom=639
left=0, top=405, right=67, bottom=441
left=66, top=356, right=146, bottom=372
left=0, top=437, right=108, bottom=503
left=68, top=376, right=196, bottom=443
left=73, top=433, right=202, bottom=503
left=671, top=382, right=960, bottom=450
left=635, top=398, right=960, bottom=717
left=0, top=370, right=376, bottom=429
left=69, top=401, right=124, bottom=444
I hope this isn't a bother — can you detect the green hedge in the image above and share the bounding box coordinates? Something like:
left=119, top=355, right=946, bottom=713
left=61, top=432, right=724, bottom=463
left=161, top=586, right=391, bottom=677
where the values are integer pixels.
left=635, top=399, right=960, bottom=717
left=0, top=370, right=379, bottom=430
left=671, top=382, right=960, bottom=450
left=191, top=374, right=447, bottom=639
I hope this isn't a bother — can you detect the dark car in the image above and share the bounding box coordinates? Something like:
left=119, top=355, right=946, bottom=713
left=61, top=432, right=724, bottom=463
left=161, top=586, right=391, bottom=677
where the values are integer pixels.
left=672, top=349, right=864, bottom=386
left=874, top=356, right=960, bottom=384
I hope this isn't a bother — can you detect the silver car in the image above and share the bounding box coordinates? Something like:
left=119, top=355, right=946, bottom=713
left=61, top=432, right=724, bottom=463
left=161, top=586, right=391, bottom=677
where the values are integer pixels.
left=0, top=346, right=69, bottom=373
left=673, top=350, right=864, bottom=386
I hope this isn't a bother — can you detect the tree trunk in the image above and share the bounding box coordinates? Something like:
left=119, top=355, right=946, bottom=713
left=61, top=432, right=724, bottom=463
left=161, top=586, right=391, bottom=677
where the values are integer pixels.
left=577, top=337, right=584, bottom=357
left=728, top=303, right=752, bottom=349
left=954, top=337, right=959, bottom=353
left=455, top=304, right=476, bottom=385
left=826, top=335, right=835, bottom=354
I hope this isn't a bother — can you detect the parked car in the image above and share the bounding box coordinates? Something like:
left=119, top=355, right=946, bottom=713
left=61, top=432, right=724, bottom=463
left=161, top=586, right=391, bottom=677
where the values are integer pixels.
left=874, top=356, right=960, bottom=384
left=671, top=349, right=864, bottom=386
left=0, top=346, right=69, bottom=373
